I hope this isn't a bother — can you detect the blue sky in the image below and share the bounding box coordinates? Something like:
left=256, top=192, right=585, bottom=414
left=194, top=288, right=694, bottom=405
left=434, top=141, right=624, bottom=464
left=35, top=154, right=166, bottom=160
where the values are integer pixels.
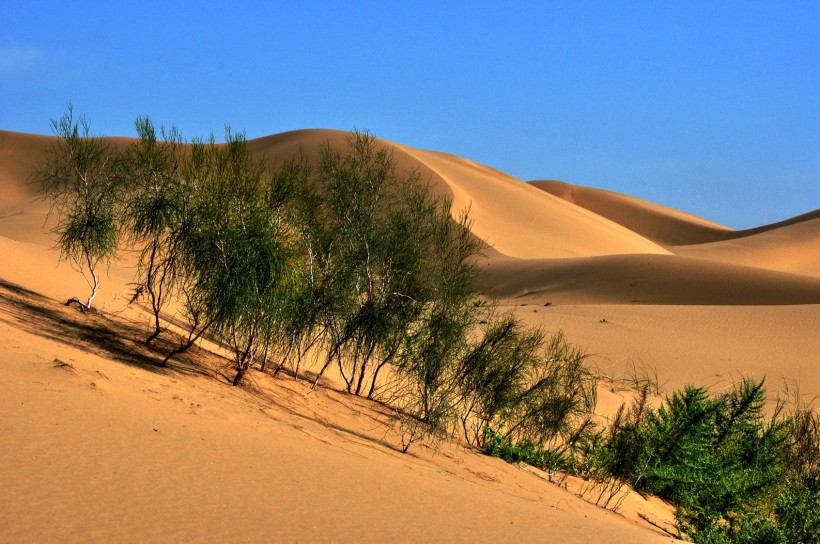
left=2, top=1, right=817, bottom=229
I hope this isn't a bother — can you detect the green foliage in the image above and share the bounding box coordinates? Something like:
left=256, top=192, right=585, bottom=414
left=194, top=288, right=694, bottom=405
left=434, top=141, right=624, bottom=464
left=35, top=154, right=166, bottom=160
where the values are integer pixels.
left=177, top=130, right=298, bottom=385
left=38, top=110, right=601, bottom=458
left=118, top=116, right=186, bottom=342
left=585, top=378, right=817, bottom=543
left=484, top=426, right=579, bottom=474
left=457, top=316, right=597, bottom=454
left=35, top=104, right=122, bottom=309
left=775, top=484, right=819, bottom=544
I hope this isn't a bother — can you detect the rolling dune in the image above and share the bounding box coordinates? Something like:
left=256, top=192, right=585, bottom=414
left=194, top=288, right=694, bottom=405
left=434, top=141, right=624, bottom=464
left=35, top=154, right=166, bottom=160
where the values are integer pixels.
left=531, top=179, right=820, bottom=277
left=1, top=128, right=817, bottom=543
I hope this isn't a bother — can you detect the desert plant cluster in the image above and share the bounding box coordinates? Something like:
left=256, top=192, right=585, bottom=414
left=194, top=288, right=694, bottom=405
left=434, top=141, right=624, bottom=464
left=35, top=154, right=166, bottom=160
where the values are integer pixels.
left=35, top=107, right=596, bottom=449
left=36, top=108, right=818, bottom=544
left=486, top=379, right=819, bottom=543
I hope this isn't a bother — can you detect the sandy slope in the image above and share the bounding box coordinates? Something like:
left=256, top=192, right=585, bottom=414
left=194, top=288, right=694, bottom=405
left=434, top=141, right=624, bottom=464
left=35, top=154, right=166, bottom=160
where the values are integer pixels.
left=0, top=280, right=676, bottom=544
left=670, top=215, right=820, bottom=277
left=1, top=128, right=818, bottom=542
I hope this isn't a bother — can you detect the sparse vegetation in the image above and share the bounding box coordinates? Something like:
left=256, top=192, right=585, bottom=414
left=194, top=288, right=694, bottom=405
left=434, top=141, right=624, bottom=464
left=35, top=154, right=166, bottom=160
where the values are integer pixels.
left=117, top=116, right=186, bottom=344
left=35, top=110, right=819, bottom=543
left=496, top=377, right=819, bottom=544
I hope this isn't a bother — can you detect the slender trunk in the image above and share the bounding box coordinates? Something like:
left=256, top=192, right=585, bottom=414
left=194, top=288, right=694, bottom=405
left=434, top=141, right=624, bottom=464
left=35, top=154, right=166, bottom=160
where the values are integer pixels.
left=312, top=350, right=335, bottom=389
left=159, top=312, right=218, bottom=367
left=231, top=320, right=259, bottom=387
left=259, top=341, right=270, bottom=372
left=355, top=357, right=369, bottom=396
left=312, top=325, right=350, bottom=389
left=145, top=239, right=162, bottom=344
left=367, top=343, right=400, bottom=399
left=86, top=260, right=100, bottom=309
left=145, top=318, right=162, bottom=344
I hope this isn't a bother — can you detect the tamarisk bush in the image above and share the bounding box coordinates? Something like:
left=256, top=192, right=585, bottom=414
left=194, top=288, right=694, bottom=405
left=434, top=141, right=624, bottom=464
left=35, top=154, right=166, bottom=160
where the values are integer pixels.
left=118, top=116, right=186, bottom=343
left=177, top=131, right=298, bottom=386
left=35, top=105, right=121, bottom=310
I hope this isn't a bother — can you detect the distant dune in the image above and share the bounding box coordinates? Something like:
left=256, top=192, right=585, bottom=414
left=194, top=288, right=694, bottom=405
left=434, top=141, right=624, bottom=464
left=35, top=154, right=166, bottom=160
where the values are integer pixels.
left=1, top=127, right=817, bottom=543
left=531, top=179, right=820, bottom=277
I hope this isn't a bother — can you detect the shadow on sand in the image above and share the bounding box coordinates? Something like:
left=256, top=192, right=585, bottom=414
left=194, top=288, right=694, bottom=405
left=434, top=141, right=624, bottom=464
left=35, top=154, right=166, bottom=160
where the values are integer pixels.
left=0, top=278, right=411, bottom=455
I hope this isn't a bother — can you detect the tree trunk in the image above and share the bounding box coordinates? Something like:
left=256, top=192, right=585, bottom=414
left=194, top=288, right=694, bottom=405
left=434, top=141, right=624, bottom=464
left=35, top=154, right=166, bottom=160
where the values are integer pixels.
left=232, top=366, right=246, bottom=386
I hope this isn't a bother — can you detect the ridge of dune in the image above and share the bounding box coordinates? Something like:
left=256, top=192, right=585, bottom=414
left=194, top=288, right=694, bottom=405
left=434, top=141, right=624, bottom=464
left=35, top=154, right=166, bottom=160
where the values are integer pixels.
left=529, top=179, right=820, bottom=277
left=393, top=147, right=669, bottom=259
left=531, top=178, right=820, bottom=246
left=247, top=130, right=672, bottom=259
left=529, top=179, right=734, bottom=245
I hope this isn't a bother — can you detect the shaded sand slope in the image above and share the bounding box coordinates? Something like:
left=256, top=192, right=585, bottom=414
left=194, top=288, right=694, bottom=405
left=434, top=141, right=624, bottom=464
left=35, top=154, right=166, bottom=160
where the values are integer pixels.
left=530, top=179, right=733, bottom=245
left=0, top=281, right=677, bottom=544
left=671, top=215, right=820, bottom=277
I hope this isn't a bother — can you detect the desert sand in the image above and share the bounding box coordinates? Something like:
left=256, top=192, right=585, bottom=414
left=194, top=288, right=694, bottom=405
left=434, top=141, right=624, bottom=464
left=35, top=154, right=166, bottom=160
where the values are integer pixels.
left=1, top=128, right=817, bottom=543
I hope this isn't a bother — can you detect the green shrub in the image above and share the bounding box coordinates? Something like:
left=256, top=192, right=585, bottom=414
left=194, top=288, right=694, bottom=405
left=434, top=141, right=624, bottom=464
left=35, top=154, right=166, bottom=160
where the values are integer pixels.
left=585, top=378, right=820, bottom=543
left=35, top=105, right=122, bottom=310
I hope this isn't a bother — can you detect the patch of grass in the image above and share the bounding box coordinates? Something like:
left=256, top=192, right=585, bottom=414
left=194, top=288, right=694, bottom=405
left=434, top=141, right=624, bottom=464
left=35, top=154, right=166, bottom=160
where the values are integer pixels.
left=483, top=426, right=580, bottom=475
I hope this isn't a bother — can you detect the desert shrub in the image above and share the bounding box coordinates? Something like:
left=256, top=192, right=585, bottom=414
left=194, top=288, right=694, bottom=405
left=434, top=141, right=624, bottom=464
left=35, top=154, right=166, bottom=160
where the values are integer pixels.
left=37, top=112, right=602, bottom=459
left=308, top=132, right=483, bottom=402
left=35, top=105, right=122, bottom=310
left=309, top=131, right=426, bottom=394
left=458, top=315, right=597, bottom=456
left=118, top=116, right=186, bottom=343
left=483, top=426, right=579, bottom=474
left=584, top=378, right=820, bottom=543
left=457, top=313, right=544, bottom=445
left=175, top=131, right=299, bottom=385
left=774, top=398, right=820, bottom=544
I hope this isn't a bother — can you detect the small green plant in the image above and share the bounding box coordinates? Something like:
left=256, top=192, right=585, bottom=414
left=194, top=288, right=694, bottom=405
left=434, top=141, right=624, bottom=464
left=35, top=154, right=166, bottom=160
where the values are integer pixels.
left=483, top=426, right=580, bottom=474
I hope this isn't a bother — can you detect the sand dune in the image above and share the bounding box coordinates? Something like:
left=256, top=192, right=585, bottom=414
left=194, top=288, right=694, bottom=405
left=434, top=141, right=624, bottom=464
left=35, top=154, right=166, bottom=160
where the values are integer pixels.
left=671, top=216, right=820, bottom=277
left=1, top=127, right=817, bottom=543
left=482, top=252, right=820, bottom=305
left=530, top=179, right=820, bottom=277
left=530, top=179, right=734, bottom=245
left=246, top=131, right=671, bottom=259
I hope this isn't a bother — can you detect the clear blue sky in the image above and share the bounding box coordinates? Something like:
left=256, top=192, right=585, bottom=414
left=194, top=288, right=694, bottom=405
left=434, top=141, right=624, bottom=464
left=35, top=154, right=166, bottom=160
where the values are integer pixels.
left=2, top=1, right=817, bottom=229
